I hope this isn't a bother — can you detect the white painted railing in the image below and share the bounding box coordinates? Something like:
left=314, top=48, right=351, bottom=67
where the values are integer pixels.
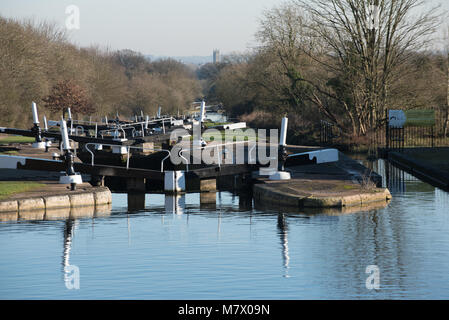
left=179, top=141, right=253, bottom=172
left=84, top=143, right=171, bottom=172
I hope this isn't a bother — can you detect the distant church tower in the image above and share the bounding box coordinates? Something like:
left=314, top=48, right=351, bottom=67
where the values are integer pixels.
left=213, top=49, right=220, bottom=64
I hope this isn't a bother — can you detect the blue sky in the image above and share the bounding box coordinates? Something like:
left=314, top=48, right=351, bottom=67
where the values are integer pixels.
left=0, top=0, right=447, bottom=57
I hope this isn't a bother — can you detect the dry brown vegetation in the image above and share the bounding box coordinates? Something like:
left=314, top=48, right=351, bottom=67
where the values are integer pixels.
left=202, top=0, right=449, bottom=146
left=0, top=16, right=201, bottom=128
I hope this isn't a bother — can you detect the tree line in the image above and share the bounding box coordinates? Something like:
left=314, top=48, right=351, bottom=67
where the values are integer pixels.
left=2, top=1, right=449, bottom=145
left=199, top=0, right=449, bottom=143
left=0, top=16, right=201, bottom=128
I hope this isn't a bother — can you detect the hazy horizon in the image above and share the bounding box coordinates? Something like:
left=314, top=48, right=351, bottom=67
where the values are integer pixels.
left=0, top=0, right=448, bottom=58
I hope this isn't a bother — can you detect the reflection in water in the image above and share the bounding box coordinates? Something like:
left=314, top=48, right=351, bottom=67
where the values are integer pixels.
left=45, top=208, right=70, bottom=221
left=19, top=210, right=45, bottom=221
left=0, top=212, right=18, bottom=222
left=200, top=192, right=217, bottom=210
left=62, top=219, right=81, bottom=290
left=128, top=215, right=131, bottom=246
left=436, top=189, right=449, bottom=213
left=238, top=193, right=253, bottom=211
left=365, top=159, right=422, bottom=194
left=4, top=159, right=449, bottom=299
left=128, top=192, right=146, bottom=212
left=70, top=206, right=95, bottom=219
left=217, top=211, right=221, bottom=239
left=165, top=195, right=186, bottom=215
left=63, top=219, right=74, bottom=269
left=277, top=214, right=290, bottom=278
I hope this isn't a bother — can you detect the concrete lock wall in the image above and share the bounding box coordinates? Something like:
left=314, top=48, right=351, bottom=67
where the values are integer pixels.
left=18, top=198, right=45, bottom=211
left=200, top=179, right=217, bottom=192
left=134, top=142, right=154, bottom=155
left=0, top=200, right=18, bottom=212
left=0, top=187, right=112, bottom=215
left=44, top=195, right=71, bottom=209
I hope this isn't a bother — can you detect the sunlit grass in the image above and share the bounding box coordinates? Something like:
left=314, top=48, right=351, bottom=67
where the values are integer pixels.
left=0, top=151, right=19, bottom=155
left=0, top=182, right=46, bottom=200
left=0, top=136, right=35, bottom=145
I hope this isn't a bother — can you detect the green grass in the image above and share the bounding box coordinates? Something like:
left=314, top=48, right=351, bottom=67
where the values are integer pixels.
left=0, top=182, right=46, bottom=200
left=0, top=136, right=35, bottom=145
left=203, top=122, right=229, bottom=128
left=0, top=151, right=19, bottom=155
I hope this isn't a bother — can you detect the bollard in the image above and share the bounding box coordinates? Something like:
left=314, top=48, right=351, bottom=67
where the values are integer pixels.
left=278, top=117, right=289, bottom=171
left=44, top=140, right=52, bottom=153
left=200, top=101, right=206, bottom=123
left=43, top=115, right=51, bottom=152
left=32, top=101, right=39, bottom=125
left=43, top=116, right=48, bottom=132
left=31, top=102, right=46, bottom=149
left=269, top=116, right=291, bottom=181
left=59, top=119, right=82, bottom=190
left=111, top=130, right=128, bottom=154
left=280, top=117, right=288, bottom=147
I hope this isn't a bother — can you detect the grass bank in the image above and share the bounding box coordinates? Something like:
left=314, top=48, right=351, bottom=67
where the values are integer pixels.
left=0, top=136, right=35, bottom=145
left=0, top=182, right=46, bottom=200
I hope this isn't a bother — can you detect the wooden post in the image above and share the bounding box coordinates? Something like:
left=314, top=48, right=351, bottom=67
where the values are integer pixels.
left=127, top=178, right=146, bottom=212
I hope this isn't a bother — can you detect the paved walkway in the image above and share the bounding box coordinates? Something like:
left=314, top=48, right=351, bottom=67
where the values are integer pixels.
left=253, top=150, right=391, bottom=210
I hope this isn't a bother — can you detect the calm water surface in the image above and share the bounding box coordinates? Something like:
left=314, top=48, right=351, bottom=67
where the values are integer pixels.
left=1, top=159, right=449, bottom=299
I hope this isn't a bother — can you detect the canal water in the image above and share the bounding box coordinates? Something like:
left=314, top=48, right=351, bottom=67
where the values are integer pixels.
left=1, top=159, right=449, bottom=299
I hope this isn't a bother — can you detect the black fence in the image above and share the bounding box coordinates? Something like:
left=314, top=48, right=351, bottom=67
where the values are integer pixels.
left=320, top=109, right=449, bottom=153
left=383, top=109, right=446, bottom=151
left=386, top=126, right=436, bottom=150
left=319, top=120, right=340, bottom=147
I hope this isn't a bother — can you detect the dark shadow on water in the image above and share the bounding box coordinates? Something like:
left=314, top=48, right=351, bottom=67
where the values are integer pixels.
left=277, top=213, right=290, bottom=278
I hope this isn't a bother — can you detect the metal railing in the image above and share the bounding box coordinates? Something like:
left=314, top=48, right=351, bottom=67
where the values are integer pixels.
left=84, top=143, right=171, bottom=172
left=320, top=120, right=340, bottom=147
left=179, top=141, right=255, bottom=172
left=98, top=127, right=127, bottom=140
left=59, top=138, right=78, bottom=157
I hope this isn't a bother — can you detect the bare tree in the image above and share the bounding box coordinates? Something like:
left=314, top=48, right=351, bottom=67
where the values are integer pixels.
left=444, top=25, right=449, bottom=136
left=443, top=25, right=449, bottom=137
left=296, top=0, right=441, bottom=134
left=256, top=4, right=316, bottom=115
